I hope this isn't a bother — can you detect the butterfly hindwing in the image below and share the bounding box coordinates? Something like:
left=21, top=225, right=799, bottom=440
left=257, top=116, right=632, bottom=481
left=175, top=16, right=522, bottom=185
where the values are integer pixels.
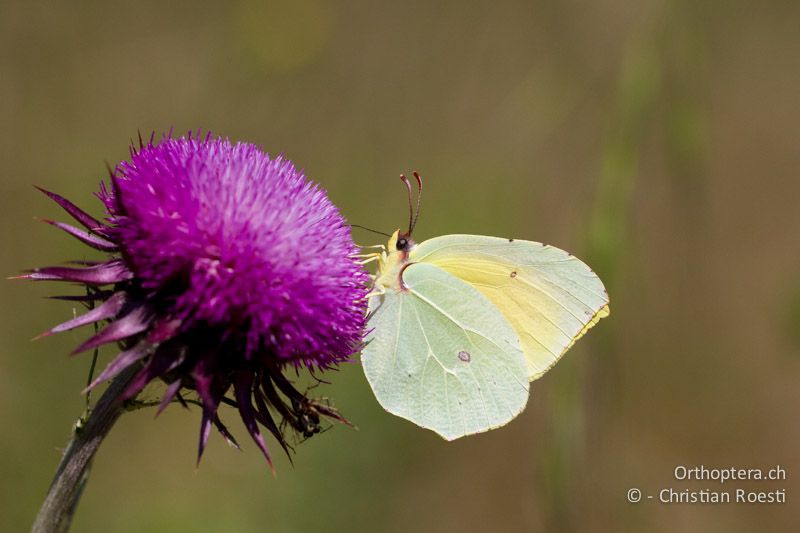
left=362, top=262, right=529, bottom=440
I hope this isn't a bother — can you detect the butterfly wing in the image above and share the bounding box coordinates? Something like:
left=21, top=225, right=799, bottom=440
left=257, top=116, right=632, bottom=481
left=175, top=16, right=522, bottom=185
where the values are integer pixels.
left=412, top=235, right=610, bottom=380
left=362, top=262, right=529, bottom=440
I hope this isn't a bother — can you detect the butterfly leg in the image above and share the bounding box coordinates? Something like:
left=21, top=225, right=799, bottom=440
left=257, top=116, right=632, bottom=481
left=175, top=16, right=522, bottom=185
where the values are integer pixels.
left=363, top=283, right=386, bottom=300
left=359, top=256, right=381, bottom=266
left=352, top=245, right=385, bottom=258
left=352, top=252, right=382, bottom=266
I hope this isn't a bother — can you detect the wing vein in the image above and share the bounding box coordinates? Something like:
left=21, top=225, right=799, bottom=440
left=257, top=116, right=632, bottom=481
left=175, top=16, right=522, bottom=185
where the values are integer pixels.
left=409, top=284, right=513, bottom=356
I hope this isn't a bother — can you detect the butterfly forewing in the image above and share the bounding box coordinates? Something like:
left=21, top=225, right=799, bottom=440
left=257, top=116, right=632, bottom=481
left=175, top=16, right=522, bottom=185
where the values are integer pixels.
left=412, top=235, right=610, bottom=380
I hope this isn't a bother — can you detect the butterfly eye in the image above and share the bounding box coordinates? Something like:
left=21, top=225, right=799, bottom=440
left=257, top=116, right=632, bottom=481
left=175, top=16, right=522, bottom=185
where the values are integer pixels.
left=396, top=238, right=408, bottom=251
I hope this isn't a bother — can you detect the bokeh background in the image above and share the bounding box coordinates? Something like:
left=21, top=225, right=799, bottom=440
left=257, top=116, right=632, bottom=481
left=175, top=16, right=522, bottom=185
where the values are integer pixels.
left=1, top=1, right=799, bottom=531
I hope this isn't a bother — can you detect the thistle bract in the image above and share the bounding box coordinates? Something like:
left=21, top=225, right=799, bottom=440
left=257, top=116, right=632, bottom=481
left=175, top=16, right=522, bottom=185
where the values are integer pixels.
left=25, top=132, right=369, bottom=467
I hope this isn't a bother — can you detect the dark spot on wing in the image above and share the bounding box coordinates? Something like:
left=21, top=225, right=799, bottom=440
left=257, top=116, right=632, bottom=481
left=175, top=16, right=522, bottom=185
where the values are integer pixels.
left=510, top=271, right=518, bottom=278
left=508, top=238, right=514, bottom=242
left=457, top=350, right=471, bottom=363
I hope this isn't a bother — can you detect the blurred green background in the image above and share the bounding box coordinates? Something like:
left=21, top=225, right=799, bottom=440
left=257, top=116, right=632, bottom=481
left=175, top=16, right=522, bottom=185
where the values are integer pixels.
left=1, top=1, right=799, bottom=531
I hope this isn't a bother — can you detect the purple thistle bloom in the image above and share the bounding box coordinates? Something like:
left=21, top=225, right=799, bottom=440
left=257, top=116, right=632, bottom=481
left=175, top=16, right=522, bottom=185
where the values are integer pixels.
left=23, top=132, right=369, bottom=468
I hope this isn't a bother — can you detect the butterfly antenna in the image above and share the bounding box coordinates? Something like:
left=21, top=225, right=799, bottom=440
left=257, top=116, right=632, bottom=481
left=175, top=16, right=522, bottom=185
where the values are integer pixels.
left=400, top=173, right=414, bottom=234
left=349, top=224, right=391, bottom=238
left=410, top=171, right=422, bottom=234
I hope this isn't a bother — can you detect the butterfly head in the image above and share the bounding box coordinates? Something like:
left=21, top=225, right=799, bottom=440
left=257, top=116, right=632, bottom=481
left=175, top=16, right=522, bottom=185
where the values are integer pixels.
left=371, top=172, right=422, bottom=292
left=392, top=230, right=415, bottom=253
left=374, top=229, right=415, bottom=291
left=385, top=230, right=416, bottom=265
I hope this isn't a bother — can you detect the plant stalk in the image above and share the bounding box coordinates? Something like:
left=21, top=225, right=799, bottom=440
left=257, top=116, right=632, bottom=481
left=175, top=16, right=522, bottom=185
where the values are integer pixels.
left=32, top=365, right=139, bottom=533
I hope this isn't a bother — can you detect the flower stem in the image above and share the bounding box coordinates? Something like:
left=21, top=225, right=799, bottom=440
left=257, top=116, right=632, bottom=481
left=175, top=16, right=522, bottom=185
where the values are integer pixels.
left=32, top=364, right=139, bottom=533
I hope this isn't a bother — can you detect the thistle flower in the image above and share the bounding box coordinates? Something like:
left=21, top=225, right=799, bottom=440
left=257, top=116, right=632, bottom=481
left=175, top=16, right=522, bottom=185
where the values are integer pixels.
left=23, top=132, right=369, bottom=468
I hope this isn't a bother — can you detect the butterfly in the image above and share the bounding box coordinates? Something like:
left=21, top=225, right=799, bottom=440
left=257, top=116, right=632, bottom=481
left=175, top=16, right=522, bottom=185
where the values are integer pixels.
left=358, top=172, right=610, bottom=440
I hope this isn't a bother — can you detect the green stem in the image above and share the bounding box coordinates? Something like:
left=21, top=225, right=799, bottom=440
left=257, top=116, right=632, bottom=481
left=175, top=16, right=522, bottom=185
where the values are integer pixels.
left=31, top=365, right=139, bottom=533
